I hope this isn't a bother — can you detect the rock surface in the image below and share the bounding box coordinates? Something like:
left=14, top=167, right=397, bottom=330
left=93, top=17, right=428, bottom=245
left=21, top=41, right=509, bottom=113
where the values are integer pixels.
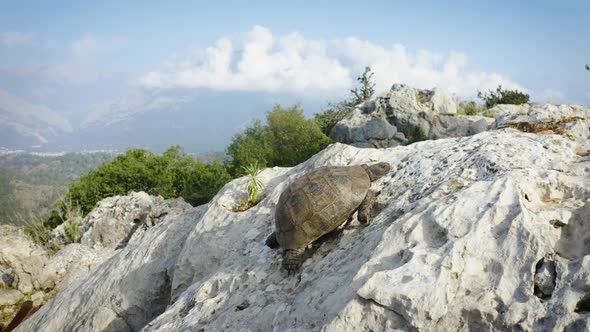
left=80, top=191, right=191, bottom=249
left=17, top=104, right=590, bottom=331
left=0, top=225, right=48, bottom=292
left=0, top=289, right=24, bottom=306
left=39, top=244, right=114, bottom=291
left=330, top=84, right=494, bottom=148
left=17, top=204, right=199, bottom=332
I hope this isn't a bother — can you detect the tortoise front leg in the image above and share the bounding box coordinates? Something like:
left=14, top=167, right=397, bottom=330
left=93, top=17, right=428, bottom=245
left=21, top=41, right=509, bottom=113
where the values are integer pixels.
left=358, top=190, right=376, bottom=225
left=265, top=232, right=280, bottom=249
left=282, top=248, right=305, bottom=275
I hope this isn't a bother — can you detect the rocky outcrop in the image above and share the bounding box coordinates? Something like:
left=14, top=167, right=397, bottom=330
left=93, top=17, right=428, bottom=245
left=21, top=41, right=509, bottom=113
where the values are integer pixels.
left=39, top=244, right=114, bottom=291
left=0, top=225, right=48, bottom=293
left=492, top=103, right=590, bottom=151
left=330, top=84, right=494, bottom=148
left=17, top=104, right=590, bottom=331
left=0, top=193, right=191, bottom=330
left=17, top=204, right=202, bottom=332
left=80, top=191, right=191, bottom=249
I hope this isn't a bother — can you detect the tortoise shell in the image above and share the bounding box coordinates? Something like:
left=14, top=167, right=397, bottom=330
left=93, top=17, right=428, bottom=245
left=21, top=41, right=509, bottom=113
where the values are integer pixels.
left=275, top=165, right=370, bottom=249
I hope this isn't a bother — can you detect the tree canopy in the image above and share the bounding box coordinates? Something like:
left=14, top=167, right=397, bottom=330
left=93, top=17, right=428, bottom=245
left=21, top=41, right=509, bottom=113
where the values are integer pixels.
left=65, top=146, right=231, bottom=216
left=227, top=104, right=333, bottom=173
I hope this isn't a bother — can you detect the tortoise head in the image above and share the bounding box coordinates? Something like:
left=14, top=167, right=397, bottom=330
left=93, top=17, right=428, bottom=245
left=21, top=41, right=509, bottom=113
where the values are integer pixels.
left=362, top=162, right=391, bottom=181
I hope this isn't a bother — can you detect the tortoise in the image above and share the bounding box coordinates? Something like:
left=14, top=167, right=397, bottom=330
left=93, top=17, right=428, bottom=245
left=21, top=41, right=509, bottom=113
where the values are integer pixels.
left=265, top=162, right=391, bottom=274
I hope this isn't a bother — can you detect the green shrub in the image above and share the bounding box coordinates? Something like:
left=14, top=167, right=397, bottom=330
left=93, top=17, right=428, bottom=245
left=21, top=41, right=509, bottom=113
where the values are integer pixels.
left=456, top=101, right=486, bottom=116
left=477, top=85, right=530, bottom=108
left=265, top=105, right=333, bottom=167
left=313, top=101, right=351, bottom=136
left=226, top=120, right=273, bottom=173
left=227, top=105, right=332, bottom=173
left=63, top=218, right=82, bottom=244
left=20, top=213, right=59, bottom=251
left=64, top=146, right=231, bottom=216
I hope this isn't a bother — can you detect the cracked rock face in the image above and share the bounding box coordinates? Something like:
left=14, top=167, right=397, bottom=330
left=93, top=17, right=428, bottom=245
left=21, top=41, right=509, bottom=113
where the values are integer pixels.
left=17, top=104, right=590, bottom=331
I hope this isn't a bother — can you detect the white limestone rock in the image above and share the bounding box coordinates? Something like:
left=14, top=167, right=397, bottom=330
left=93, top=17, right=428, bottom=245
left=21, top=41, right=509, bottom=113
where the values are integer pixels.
left=40, top=243, right=114, bottom=291
left=16, top=105, right=590, bottom=331
left=0, top=289, right=23, bottom=306
left=80, top=191, right=191, bottom=249
left=0, top=225, right=48, bottom=293
left=330, top=84, right=490, bottom=148
left=493, top=103, right=590, bottom=152
left=16, top=203, right=200, bottom=332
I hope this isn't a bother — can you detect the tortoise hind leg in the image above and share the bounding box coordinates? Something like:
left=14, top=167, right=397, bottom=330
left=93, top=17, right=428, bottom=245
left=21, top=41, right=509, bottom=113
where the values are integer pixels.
left=283, top=248, right=305, bottom=275
left=265, top=232, right=280, bottom=249
left=358, top=190, right=376, bottom=225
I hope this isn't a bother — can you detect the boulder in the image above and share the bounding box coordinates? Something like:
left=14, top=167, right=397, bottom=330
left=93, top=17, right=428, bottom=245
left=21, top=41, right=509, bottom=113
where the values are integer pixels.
left=0, top=225, right=48, bottom=293
left=40, top=244, right=114, bottom=291
left=0, top=289, right=23, bottom=306
left=17, top=203, right=198, bottom=332
left=330, top=83, right=494, bottom=148
left=17, top=105, right=590, bottom=331
left=80, top=191, right=191, bottom=249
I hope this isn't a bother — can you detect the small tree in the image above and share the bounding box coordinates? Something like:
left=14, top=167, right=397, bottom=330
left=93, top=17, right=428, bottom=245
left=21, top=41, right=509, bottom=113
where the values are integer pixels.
left=314, top=66, right=377, bottom=136
left=586, top=64, right=590, bottom=71
left=477, top=85, right=530, bottom=108
left=227, top=105, right=332, bottom=173
left=350, top=66, right=376, bottom=106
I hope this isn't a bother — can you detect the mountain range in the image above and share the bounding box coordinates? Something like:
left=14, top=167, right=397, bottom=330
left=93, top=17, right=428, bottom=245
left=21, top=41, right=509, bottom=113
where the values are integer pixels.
left=1, top=87, right=322, bottom=153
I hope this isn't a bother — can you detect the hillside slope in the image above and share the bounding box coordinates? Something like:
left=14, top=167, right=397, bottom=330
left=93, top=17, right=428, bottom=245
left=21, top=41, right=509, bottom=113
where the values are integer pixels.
left=16, top=104, right=590, bottom=331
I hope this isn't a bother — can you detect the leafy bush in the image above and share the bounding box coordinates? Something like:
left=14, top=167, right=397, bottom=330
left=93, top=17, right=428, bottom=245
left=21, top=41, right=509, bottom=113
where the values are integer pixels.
left=65, top=146, right=231, bottom=216
left=227, top=105, right=332, bottom=173
left=265, top=105, right=333, bottom=166
left=456, top=101, right=486, bottom=116
left=226, top=120, right=273, bottom=172
left=477, top=85, right=530, bottom=108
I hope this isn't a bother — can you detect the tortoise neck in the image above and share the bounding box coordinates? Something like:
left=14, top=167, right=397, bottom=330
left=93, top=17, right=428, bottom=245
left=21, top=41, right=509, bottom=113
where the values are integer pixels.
left=361, top=164, right=376, bottom=181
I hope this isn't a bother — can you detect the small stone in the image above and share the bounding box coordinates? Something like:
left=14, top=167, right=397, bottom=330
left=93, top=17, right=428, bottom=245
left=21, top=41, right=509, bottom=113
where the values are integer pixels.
left=0, top=289, right=23, bottom=306
left=31, top=291, right=45, bottom=307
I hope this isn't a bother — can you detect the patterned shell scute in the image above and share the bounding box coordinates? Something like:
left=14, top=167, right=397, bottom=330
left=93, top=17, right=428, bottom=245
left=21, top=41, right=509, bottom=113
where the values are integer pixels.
left=275, top=165, right=370, bottom=249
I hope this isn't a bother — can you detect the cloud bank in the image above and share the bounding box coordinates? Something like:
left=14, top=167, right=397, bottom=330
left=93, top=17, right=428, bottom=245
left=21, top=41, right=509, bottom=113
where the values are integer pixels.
left=140, top=25, right=524, bottom=98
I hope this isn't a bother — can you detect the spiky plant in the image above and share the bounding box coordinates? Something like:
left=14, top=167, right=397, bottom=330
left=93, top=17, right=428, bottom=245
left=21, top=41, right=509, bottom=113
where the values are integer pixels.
left=242, top=161, right=265, bottom=204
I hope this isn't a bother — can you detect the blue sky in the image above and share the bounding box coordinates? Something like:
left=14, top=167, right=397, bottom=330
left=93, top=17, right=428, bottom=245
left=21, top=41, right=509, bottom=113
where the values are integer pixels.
left=1, top=0, right=589, bottom=151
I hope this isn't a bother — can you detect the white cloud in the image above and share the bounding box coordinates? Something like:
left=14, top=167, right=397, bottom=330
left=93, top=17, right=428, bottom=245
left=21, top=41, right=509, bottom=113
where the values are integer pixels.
left=140, top=26, right=352, bottom=95
left=1, top=31, right=32, bottom=47
left=140, top=25, right=524, bottom=98
left=71, top=34, right=127, bottom=59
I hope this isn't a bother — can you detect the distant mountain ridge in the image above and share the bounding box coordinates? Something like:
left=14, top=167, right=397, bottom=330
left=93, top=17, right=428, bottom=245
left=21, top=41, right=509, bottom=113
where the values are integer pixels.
left=1, top=87, right=320, bottom=153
